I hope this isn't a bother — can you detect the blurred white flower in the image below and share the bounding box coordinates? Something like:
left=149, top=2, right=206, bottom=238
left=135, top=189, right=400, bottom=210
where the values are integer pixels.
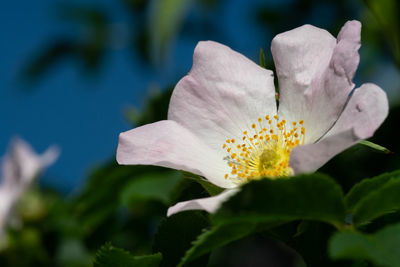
left=0, top=138, right=59, bottom=241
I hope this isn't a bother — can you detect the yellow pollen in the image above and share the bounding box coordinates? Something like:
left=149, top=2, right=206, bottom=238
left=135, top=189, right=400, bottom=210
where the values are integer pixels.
left=222, top=115, right=306, bottom=183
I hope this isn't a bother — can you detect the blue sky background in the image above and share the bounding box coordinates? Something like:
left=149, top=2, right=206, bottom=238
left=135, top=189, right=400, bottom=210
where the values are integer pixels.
left=0, top=0, right=278, bottom=193
left=1, top=0, right=399, bottom=193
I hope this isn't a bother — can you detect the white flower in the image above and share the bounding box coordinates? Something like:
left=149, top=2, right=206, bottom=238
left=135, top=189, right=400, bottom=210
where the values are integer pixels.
left=0, top=138, right=59, bottom=240
left=117, top=20, right=388, bottom=216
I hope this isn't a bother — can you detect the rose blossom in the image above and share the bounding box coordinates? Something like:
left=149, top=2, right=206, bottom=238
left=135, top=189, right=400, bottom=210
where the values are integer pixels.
left=0, top=138, right=59, bottom=240
left=117, top=20, right=388, bottom=216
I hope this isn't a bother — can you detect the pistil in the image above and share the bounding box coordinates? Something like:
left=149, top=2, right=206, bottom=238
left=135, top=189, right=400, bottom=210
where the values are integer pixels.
left=222, top=115, right=305, bottom=183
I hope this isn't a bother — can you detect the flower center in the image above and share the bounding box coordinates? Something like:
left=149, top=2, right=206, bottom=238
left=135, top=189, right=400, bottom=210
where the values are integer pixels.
left=222, top=115, right=305, bottom=183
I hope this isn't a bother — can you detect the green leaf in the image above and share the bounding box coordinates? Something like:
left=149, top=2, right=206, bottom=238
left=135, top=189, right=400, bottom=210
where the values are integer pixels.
left=153, top=211, right=210, bottom=267
left=259, top=48, right=266, bottom=68
left=214, top=173, right=346, bottom=228
left=329, top=222, right=400, bottom=267
left=149, top=0, right=193, bottom=63
left=178, top=174, right=346, bottom=265
left=94, top=243, right=162, bottom=267
left=352, top=176, right=400, bottom=226
left=178, top=220, right=283, bottom=266
left=120, top=171, right=182, bottom=205
left=358, top=140, right=392, bottom=154
left=182, top=171, right=224, bottom=196
left=345, top=170, right=400, bottom=212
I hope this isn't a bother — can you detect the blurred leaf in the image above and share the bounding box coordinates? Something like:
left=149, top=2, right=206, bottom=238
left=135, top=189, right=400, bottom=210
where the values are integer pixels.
left=259, top=48, right=266, bottom=68
left=20, top=41, right=75, bottom=83
left=363, top=0, right=400, bottom=67
left=120, top=171, right=182, bottom=205
left=182, top=171, right=223, bottom=196
left=20, top=4, right=108, bottom=84
left=358, top=140, right=392, bottom=154
left=214, top=173, right=346, bottom=228
left=350, top=172, right=400, bottom=226
left=94, top=243, right=162, bottom=267
left=345, top=170, right=400, bottom=212
left=329, top=222, right=400, bottom=267
left=153, top=211, right=210, bottom=267
left=72, top=161, right=170, bottom=249
left=125, top=87, right=173, bottom=126
left=293, top=221, right=310, bottom=238
left=148, top=0, right=193, bottom=63
left=56, top=239, right=92, bottom=267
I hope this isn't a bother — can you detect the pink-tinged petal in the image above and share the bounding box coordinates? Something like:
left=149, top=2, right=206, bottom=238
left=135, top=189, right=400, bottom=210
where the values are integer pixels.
left=272, top=20, right=362, bottom=143
left=290, top=129, right=358, bottom=174
left=117, top=120, right=236, bottom=188
left=167, top=188, right=239, bottom=216
left=325, top=83, right=388, bottom=139
left=168, top=41, right=277, bottom=152
left=290, top=83, right=388, bottom=174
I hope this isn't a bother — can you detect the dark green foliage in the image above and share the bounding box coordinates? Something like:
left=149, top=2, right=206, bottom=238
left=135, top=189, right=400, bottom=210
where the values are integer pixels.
left=352, top=178, right=400, bottom=226
left=345, top=170, right=400, bottom=212
left=330, top=222, right=400, bottom=267
left=181, top=171, right=224, bottom=196
left=178, top=173, right=347, bottom=265
left=120, top=171, right=182, bottom=205
left=214, top=174, right=346, bottom=227
left=363, top=0, right=400, bottom=67
left=153, top=211, right=210, bottom=267
left=94, top=243, right=162, bottom=267
left=126, top=88, right=174, bottom=127
left=179, top=221, right=283, bottom=266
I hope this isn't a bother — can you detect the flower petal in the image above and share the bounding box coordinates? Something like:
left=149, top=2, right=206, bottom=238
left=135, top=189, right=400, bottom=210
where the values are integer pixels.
left=117, top=120, right=236, bottom=188
left=272, top=20, right=362, bottom=143
left=1, top=138, right=59, bottom=188
left=289, top=83, right=388, bottom=174
left=0, top=138, right=59, bottom=237
left=325, top=83, right=388, bottom=139
left=168, top=41, right=277, bottom=152
left=167, top=188, right=239, bottom=216
left=289, top=129, right=358, bottom=174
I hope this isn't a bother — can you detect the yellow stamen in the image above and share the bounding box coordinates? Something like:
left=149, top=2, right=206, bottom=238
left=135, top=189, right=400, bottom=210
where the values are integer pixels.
left=222, top=115, right=306, bottom=183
